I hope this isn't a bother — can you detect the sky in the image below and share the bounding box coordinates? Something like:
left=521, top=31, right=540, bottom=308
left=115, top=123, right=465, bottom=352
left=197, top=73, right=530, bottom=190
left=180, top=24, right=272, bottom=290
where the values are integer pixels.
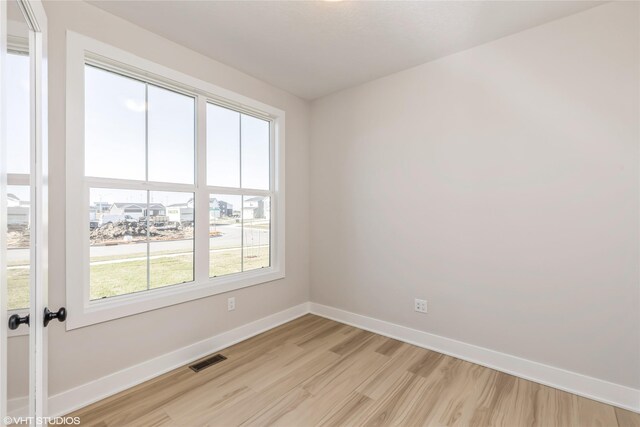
left=7, top=52, right=30, bottom=175
left=85, top=65, right=270, bottom=207
left=6, top=55, right=271, bottom=209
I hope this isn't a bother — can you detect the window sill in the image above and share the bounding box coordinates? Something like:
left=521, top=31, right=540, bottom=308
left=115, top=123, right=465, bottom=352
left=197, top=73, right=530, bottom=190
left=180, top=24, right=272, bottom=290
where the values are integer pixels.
left=66, top=267, right=284, bottom=330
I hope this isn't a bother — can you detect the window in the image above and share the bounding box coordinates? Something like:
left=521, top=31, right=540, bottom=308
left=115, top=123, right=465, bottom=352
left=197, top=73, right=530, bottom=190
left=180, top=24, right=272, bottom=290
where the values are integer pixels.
left=207, top=104, right=272, bottom=279
left=66, top=33, right=285, bottom=329
left=85, top=67, right=196, bottom=301
left=6, top=46, right=31, bottom=312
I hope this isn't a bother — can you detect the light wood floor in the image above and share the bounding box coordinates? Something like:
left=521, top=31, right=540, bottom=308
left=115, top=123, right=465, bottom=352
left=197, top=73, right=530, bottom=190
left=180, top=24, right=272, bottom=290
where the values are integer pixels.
left=70, top=314, right=640, bottom=426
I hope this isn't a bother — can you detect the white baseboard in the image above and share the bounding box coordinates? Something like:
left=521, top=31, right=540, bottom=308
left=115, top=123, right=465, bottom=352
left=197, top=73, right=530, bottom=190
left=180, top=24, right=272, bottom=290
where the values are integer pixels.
left=48, top=302, right=310, bottom=417
left=7, top=396, right=27, bottom=419
left=309, top=302, right=640, bottom=413
left=37, top=300, right=639, bottom=417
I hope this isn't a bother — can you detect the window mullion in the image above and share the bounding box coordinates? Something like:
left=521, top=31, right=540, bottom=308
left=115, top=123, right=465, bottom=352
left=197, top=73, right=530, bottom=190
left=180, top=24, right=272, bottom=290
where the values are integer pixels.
left=241, top=196, right=244, bottom=273
left=7, top=173, right=30, bottom=185
left=239, top=116, right=243, bottom=272
left=146, top=190, right=150, bottom=291
left=145, top=84, right=151, bottom=291
left=145, top=83, right=149, bottom=182
left=239, top=113, right=242, bottom=189
left=194, top=95, right=209, bottom=284
left=85, top=177, right=195, bottom=193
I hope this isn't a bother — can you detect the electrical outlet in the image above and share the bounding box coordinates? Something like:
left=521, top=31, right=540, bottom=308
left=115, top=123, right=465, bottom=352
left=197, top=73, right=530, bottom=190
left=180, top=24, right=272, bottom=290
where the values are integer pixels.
left=414, top=298, right=427, bottom=313
left=228, top=297, right=236, bottom=311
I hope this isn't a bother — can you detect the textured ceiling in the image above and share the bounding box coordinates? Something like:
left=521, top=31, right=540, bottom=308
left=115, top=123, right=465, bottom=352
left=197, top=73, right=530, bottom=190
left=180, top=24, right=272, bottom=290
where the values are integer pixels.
left=89, top=1, right=603, bottom=100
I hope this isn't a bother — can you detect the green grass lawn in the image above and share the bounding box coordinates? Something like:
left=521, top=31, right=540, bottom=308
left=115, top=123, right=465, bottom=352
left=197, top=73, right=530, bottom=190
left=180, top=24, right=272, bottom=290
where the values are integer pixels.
left=90, top=253, right=196, bottom=299
left=242, top=246, right=270, bottom=271
left=7, top=247, right=270, bottom=309
left=8, top=268, right=29, bottom=310
left=244, top=224, right=270, bottom=230
left=210, top=246, right=270, bottom=277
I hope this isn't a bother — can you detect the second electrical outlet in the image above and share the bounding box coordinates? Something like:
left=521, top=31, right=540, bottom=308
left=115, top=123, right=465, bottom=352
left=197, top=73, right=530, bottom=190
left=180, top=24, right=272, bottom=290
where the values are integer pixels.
left=414, top=298, right=427, bottom=313
left=228, top=297, right=236, bottom=311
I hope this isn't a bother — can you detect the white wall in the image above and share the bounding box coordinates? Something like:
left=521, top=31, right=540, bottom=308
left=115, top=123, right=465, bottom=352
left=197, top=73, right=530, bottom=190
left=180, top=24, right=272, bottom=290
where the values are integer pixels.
left=38, top=0, right=310, bottom=398
left=310, top=1, right=639, bottom=390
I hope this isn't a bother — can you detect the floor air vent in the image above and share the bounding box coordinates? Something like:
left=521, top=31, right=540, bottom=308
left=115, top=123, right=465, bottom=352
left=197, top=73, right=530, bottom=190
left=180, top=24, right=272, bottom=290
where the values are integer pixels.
left=189, top=354, right=227, bottom=372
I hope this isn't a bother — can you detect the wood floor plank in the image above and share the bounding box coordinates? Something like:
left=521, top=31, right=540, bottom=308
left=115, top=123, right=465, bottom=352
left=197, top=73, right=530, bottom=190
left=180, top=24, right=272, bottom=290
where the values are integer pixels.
left=407, top=349, right=446, bottom=378
left=195, top=338, right=346, bottom=425
left=359, top=371, right=431, bottom=426
left=616, top=407, right=640, bottom=427
left=68, top=315, right=637, bottom=427
left=399, top=356, right=474, bottom=426
left=356, top=343, right=424, bottom=400
left=467, top=369, right=516, bottom=427
left=427, top=359, right=491, bottom=426
left=292, top=319, right=347, bottom=347
left=494, top=376, right=537, bottom=426
left=317, top=391, right=374, bottom=427
left=577, top=395, right=620, bottom=427
left=272, top=337, right=390, bottom=426
left=329, top=329, right=376, bottom=356
left=374, top=338, right=404, bottom=357
left=95, top=341, right=302, bottom=425
left=555, top=388, right=581, bottom=427
left=241, top=387, right=313, bottom=426
left=124, top=409, right=173, bottom=427
left=528, top=382, right=561, bottom=427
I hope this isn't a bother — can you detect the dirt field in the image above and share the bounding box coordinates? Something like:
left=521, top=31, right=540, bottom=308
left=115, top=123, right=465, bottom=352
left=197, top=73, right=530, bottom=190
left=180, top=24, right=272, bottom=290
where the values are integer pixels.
left=90, top=221, right=194, bottom=246
left=7, top=227, right=29, bottom=248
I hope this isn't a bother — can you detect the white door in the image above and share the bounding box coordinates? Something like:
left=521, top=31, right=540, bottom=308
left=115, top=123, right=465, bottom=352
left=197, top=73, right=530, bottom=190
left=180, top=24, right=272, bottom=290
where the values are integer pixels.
left=0, top=0, right=49, bottom=424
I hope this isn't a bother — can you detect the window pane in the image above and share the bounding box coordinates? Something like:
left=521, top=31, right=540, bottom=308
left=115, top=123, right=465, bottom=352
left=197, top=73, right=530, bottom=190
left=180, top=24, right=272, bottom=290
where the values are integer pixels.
left=243, top=196, right=270, bottom=271
left=7, top=185, right=30, bottom=310
left=7, top=52, right=30, bottom=174
left=85, top=66, right=146, bottom=180
left=207, top=104, right=240, bottom=187
left=89, top=188, right=147, bottom=300
left=241, top=115, right=270, bottom=190
left=149, top=191, right=194, bottom=288
left=148, top=86, right=195, bottom=184
left=209, top=194, right=241, bottom=277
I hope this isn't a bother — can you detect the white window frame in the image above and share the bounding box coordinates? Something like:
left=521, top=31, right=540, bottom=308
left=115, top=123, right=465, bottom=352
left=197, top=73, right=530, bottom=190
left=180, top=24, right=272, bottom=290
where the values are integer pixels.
left=65, top=32, right=285, bottom=330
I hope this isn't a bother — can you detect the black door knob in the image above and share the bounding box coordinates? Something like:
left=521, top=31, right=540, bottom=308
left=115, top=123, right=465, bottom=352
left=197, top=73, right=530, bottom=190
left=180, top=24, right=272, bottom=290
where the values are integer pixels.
left=44, top=307, right=67, bottom=327
left=8, top=314, right=29, bottom=330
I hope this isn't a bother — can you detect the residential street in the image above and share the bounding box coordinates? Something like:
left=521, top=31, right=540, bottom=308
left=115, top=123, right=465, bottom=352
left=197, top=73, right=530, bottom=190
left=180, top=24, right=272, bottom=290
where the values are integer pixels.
left=8, top=223, right=270, bottom=265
